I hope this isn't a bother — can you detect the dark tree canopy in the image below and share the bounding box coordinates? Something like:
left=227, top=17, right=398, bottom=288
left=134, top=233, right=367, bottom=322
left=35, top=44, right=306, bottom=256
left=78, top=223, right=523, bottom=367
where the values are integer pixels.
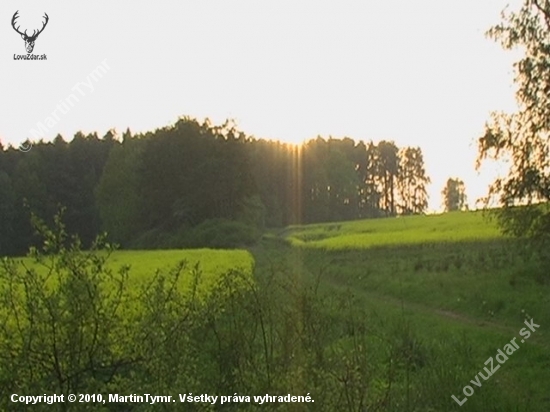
left=0, top=117, right=432, bottom=255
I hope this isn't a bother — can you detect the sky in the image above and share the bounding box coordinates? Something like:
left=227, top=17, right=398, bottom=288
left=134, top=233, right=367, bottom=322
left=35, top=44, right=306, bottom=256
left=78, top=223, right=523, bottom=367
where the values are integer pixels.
left=0, top=0, right=522, bottom=211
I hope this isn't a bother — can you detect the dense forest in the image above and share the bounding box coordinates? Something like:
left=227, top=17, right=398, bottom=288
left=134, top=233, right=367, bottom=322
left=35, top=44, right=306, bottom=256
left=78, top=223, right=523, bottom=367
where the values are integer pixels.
left=0, top=117, right=431, bottom=255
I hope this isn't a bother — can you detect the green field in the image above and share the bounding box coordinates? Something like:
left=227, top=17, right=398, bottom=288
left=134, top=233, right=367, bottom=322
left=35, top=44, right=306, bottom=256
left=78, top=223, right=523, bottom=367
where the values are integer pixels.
left=1, top=211, right=548, bottom=411
left=283, top=210, right=503, bottom=249
left=252, top=210, right=549, bottom=410
left=106, top=249, right=254, bottom=275
left=13, top=248, right=254, bottom=294
left=96, top=248, right=253, bottom=293
left=276, top=211, right=549, bottom=329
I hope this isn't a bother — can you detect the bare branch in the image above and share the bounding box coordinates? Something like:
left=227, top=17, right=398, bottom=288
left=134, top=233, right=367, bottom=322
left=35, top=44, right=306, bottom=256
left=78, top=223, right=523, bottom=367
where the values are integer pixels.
left=533, top=0, right=550, bottom=30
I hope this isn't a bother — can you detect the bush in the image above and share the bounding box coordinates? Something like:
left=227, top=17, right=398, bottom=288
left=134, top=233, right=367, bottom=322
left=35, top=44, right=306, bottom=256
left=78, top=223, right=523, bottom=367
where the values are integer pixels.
left=130, top=219, right=261, bottom=250
left=0, top=212, right=250, bottom=410
left=0, top=212, right=385, bottom=411
left=178, top=218, right=260, bottom=249
left=129, top=226, right=173, bottom=249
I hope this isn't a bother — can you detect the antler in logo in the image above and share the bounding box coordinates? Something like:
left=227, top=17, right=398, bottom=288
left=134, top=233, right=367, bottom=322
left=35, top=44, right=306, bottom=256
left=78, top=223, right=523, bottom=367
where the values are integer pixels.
left=11, top=11, right=49, bottom=54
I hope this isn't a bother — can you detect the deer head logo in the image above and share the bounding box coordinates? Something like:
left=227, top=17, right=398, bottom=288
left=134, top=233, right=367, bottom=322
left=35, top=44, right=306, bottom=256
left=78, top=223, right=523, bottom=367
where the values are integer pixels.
left=11, top=11, right=49, bottom=54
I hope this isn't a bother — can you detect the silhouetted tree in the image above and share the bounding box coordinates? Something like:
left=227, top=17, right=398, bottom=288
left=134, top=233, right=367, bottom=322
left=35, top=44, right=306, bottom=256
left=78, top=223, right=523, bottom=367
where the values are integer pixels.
left=377, top=141, right=400, bottom=216
left=361, top=141, right=383, bottom=218
left=96, top=131, right=147, bottom=245
left=442, top=178, right=467, bottom=212
left=397, top=147, right=430, bottom=214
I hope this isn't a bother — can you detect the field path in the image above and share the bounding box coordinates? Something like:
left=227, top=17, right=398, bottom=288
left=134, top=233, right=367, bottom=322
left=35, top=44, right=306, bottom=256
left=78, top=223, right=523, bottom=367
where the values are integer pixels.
left=251, top=240, right=548, bottom=349
left=331, top=283, right=548, bottom=348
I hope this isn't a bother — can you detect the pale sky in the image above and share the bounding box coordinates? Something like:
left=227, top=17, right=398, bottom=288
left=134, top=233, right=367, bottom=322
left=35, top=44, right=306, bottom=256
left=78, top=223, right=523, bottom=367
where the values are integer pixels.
left=0, top=0, right=522, bottom=211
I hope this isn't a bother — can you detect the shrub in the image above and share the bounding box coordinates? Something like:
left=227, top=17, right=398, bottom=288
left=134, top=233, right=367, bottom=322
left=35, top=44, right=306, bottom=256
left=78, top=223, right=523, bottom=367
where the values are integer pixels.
left=180, top=218, right=260, bottom=249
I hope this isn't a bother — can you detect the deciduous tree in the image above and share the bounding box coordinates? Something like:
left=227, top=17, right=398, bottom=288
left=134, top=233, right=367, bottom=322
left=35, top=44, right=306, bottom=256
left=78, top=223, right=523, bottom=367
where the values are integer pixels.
left=397, top=147, right=430, bottom=214
left=477, top=0, right=550, bottom=243
left=442, top=178, right=467, bottom=212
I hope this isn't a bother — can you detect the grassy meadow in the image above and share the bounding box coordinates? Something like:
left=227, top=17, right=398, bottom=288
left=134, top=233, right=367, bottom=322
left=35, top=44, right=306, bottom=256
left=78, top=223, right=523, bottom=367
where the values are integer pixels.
left=13, top=248, right=254, bottom=295
left=283, top=210, right=503, bottom=249
left=1, top=211, right=548, bottom=411
left=250, top=210, right=549, bottom=410
left=278, top=211, right=548, bottom=328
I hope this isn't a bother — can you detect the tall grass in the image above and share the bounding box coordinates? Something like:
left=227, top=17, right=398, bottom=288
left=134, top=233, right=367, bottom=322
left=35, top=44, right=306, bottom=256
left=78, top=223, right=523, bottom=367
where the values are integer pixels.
left=285, top=211, right=503, bottom=250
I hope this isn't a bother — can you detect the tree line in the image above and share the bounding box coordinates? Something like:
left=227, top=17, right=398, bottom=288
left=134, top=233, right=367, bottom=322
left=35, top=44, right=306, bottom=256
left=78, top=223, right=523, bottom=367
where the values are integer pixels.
left=0, top=117, right=432, bottom=255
